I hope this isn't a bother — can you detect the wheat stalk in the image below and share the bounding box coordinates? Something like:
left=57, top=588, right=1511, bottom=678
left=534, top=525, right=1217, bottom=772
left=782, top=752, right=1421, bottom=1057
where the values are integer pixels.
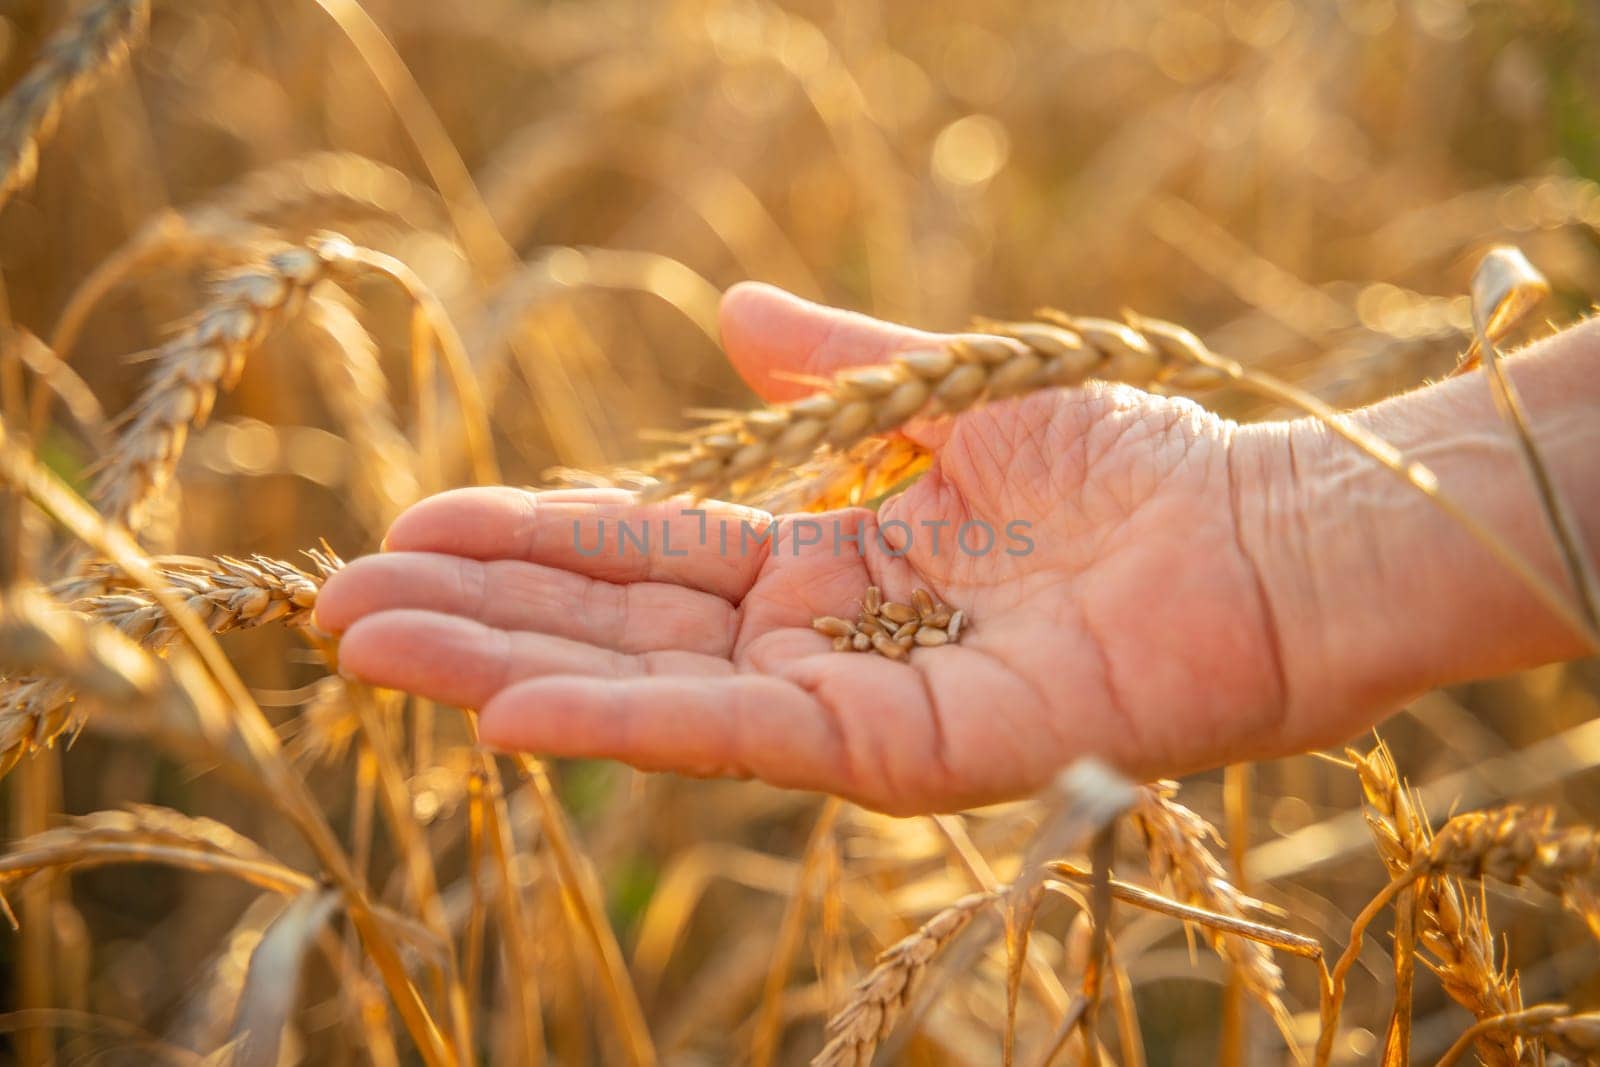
left=0, top=407, right=450, bottom=1066
left=1435, top=1003, right=1600, bottom=1067
left=810, top=890, right=997, bottom=1067
left=1351, top=742, right=1525, bottom=1066
left=0, top=0, right=150, bottom=210
left=90, top=237, right=359, bottom=532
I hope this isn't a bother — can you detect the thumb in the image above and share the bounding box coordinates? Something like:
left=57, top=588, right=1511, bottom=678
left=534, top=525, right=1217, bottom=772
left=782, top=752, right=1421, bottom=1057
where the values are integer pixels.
left=718, top=282, right=948, bottom=403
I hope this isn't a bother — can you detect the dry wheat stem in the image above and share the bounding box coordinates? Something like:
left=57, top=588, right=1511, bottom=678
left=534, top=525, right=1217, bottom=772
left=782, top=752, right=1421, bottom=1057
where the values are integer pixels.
left=1434, top=1003, right=1600, bottom=1067
left=307, top=0, right=516, bottom=280
left=0, top=0, right=151, bottom=211
left=340, top=684, right=475, bottom=1064
left=751, top=798, right=843, bottom=1067
left=0, top=806, right=441, bottom=962
left=810, top=890, right=998, bottom=1067
left=1316, top=869, right=1416, bottom=1067
left=513, top=756, right=658, bottom=1066
left=1350, top=742, right=1525, bottom=1066
left=0, top=806, right=314, bottom=903
left=304, top=294, right=423, bottom=521
left=475, top=752, right=545, bottom=1063
left=1044, top=862, right=1322, bottom=960
left=1467, top=247, right=1600, bottom=632
left=317, top=240, right=500, bottom=485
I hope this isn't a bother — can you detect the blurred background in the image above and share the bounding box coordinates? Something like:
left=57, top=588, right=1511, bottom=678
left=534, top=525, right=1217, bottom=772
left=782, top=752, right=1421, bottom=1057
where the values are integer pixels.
left=2, top=0, right=1599, bottom=1063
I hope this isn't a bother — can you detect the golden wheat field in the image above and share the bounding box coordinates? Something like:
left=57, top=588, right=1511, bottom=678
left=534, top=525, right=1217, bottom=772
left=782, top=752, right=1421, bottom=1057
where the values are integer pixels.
left=0, top=0, right=1599, bottom=1064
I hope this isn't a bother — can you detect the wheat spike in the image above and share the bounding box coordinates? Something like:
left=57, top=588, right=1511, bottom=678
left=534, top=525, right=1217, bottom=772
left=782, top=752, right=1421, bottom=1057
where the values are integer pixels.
left=0, top=550, right=340, bottom=778
left=72, top=552, right=335, bottom=646
left=1131, top=784, right=1297, bottom=1040
left=1352, top=742, right=1525, bottom=1065
left=811, top=890, right=996, bottom=1067
left=1426, top=804, right=1600, bottom=940
left=617, top=312, right=1215, bottom=503
left=749, top=436, right=933, bottom=513
left=0, top=586, right=170, bottom=777
left=0, top=0, right=150, bottom=210
left=90, top=236, right=358, bottom=532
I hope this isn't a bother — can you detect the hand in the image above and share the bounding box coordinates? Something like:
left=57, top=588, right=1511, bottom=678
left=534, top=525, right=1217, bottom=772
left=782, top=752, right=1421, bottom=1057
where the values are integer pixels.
left=316, top=283, right=1292, bottom=813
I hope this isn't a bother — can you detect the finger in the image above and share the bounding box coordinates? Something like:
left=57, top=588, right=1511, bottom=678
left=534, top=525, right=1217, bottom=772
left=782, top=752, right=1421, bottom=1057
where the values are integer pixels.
left=382, top=487, right=773, bottom=602
left=719, top=282, right=947, bottom=403
left=316, top=552, right=739, bottom=657
left=337, top=610, right=733, bottom=709
left=478, top=673, right=856, bottom=799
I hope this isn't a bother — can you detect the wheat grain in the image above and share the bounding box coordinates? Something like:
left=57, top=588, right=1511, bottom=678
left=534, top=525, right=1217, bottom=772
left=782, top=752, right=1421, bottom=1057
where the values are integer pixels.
left=811, top=890, right=996, bottom=1067
left=0, top=0, right=151, bottom=210
left=91, top=236, right=359, bottom=532
left=1351, top=742, right=1525, bottom=1065
left=813, top=586, right=968, bottom=659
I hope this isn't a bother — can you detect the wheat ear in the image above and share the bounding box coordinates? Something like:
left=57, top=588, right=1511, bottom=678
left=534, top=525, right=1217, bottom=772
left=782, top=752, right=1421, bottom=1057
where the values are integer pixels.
left=810, top=890, right=997, bottom=1067
left=0, top=0, right=150, bottom=210
left=0, top=551, right=339, bottom=777
left=1351, top=742, right=1524, bottom=1066
left=0, top=585, right=171, bottom=777
left=1131, top=784, right=1298, bottom=1045
left=626, top=315, right=1197, bottom=502
left=90, top=237, right=358, bottom=531
left=1426, top=804, right=1600, bottom=939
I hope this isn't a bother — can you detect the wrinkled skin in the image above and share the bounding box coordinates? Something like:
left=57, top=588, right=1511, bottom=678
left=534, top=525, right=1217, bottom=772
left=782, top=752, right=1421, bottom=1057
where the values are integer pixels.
left=317, top=283, right=1289, bottom=814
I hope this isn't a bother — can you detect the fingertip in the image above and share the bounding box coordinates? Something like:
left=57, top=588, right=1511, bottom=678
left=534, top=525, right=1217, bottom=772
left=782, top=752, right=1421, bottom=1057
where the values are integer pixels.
left=311, top=554, right=427, bottom=633
left=384, top=486, right=535, bottom=557
left=335, top=610, right=495, bottom=702
left=331, top=612, right=394, bottom=685
left=718, top=282, right=945, bottom=403
left=719, top=282, right=813, bottom=401
left=311, top=565, right=356, bottom=634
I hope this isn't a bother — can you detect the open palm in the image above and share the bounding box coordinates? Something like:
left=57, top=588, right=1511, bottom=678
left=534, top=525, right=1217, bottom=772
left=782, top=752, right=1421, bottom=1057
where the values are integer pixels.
left=317, top=284, right=1288, bottom=813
